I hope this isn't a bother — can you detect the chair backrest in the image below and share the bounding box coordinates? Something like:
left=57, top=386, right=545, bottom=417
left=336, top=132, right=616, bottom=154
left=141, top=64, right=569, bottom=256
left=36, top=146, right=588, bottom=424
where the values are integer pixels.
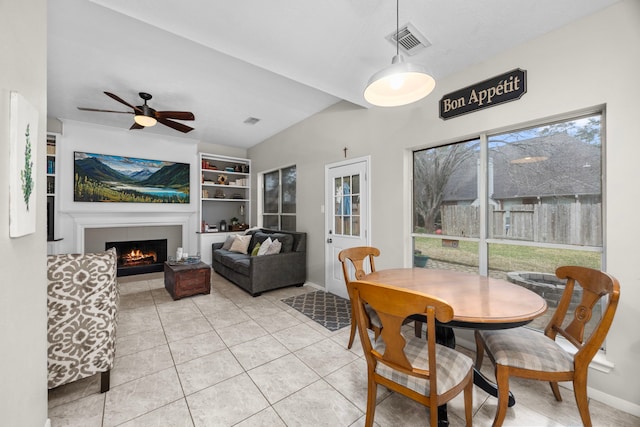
left=47, top=248, right=119, bottom=389
left=338, top=246, right=380, bottom=283
left=347, top=280, right=453, bottom=397
left=550, top=266, right=620, bottom=365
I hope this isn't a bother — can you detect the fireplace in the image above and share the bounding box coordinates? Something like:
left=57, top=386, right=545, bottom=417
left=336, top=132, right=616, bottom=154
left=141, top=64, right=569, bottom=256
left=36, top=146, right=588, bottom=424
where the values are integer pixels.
left=106, top=238, right=168, bottom=277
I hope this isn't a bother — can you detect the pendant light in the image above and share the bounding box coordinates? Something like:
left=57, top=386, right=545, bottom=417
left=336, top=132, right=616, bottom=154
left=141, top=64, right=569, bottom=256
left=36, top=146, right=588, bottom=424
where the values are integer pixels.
left=364, top=0, right=435, bottom=107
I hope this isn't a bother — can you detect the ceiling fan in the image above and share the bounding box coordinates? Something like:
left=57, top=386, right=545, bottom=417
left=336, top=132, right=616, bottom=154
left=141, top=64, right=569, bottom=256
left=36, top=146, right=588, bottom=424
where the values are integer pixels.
left=78, top=91, right=195, bottom=133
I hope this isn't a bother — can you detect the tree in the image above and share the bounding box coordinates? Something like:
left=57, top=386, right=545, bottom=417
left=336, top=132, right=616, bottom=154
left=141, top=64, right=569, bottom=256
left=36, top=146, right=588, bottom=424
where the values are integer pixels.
left=413, top=140, right=477, bottom=232
left=536, top=116, right=601, bottom=145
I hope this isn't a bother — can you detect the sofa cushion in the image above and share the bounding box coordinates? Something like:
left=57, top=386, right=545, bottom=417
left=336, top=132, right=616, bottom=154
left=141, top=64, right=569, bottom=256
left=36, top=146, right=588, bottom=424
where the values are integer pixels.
left=219, top=251, right=251, bottom=271
left=212, top=248, right=226, bottom=263
left=257, top=237, right=272, bottom=256
left=265, top=239, right=282, bottom=255
left=268, top=233, right=294, bottom=252
left=233, top=258, right=250, bottom=276
left=222, top=234, right=236, bottom=250
left=250, top=232, right=273, bottom=252
left=249, top=231, right=294, bottom=253
left=230, top=235, right=252, bottom=254
left=251, top=242, right=261, bottom=256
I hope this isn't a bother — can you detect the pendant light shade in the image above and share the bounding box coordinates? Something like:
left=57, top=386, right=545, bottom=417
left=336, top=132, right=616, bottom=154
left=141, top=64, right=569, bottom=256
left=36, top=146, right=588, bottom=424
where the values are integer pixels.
left=364, top=54, right=435, bottom=107
left=364, top=0, right=435, bottom=107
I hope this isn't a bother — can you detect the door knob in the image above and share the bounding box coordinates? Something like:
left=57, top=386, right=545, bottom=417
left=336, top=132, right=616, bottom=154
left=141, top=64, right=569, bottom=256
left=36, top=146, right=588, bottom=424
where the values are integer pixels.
left=327, top=238, right=332, bottom=243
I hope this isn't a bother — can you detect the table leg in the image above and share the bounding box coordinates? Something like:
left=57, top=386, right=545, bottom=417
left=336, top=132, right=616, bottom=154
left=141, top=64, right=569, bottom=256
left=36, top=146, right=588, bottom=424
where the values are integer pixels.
left=436, top=325, right=516, bottom=407
left=435, top=324, right=456, bottom=347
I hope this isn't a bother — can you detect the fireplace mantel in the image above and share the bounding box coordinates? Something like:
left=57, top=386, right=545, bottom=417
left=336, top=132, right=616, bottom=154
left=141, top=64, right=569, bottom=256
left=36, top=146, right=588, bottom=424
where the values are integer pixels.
left=70, top=212, right=195, bottom=254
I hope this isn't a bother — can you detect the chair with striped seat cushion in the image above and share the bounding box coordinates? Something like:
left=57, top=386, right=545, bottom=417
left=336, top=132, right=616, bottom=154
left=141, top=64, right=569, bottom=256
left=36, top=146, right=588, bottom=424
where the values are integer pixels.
left=475, top=266, right=620, bottom=427
left=374, top=337, right=473, bottom=396
left=338, top=247, right=383, bottom=349
left=348, top=280, right=473, bottom=427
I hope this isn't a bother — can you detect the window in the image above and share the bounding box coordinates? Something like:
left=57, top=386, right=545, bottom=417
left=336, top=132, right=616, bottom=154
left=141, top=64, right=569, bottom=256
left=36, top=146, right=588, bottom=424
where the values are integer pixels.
left=334, top=173, right=361, bottom=237
left=262, top=165, right=296, bottom=230
left=413, top=113, right=603, bottom=332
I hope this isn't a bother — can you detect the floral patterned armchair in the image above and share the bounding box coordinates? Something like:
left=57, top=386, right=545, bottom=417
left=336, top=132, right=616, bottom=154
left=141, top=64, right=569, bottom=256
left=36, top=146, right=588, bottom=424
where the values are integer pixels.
left=47, top=248, right=119, bottom=392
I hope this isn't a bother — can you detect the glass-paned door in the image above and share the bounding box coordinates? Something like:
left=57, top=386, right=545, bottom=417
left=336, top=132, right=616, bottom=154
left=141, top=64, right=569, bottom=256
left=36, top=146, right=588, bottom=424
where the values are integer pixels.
left=326, top=159, right=369, bottom=299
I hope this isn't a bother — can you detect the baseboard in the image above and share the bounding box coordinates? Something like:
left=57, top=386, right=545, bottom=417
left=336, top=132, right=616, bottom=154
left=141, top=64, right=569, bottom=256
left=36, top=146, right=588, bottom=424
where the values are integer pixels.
left=563, top=382, right=640, bottom=417
left=45, top=419, right=51, bottom=427
left=456, top=335, right=640, bottom=417
left=302, top=281, right=324, bottom=291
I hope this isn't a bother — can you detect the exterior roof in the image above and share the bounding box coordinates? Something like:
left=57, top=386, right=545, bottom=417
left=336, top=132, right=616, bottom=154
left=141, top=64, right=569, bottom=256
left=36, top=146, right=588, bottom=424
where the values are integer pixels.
left=442, top=132, right=601, bottom=202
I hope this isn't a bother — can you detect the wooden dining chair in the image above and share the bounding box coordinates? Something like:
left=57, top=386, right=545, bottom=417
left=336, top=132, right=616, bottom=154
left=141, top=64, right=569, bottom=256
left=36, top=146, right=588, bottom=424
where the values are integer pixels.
left=474, top=266, right=620, bottom=427
left=348, top=280, right=473, bottom=427
left=338, top=247, right=383, bottom=349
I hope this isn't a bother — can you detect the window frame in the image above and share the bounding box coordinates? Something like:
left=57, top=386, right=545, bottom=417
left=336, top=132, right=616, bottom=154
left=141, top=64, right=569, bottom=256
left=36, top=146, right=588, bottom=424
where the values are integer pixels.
left=411, top=110, right=605, bottom=274
left=259, top=164, right=297, bottom=231
left=410, top=109, right=610, bottom=363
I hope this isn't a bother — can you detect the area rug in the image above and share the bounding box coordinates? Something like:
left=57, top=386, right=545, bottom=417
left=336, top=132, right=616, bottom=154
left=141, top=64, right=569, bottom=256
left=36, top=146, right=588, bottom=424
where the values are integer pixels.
left=281, top=290, right=351, bottom=332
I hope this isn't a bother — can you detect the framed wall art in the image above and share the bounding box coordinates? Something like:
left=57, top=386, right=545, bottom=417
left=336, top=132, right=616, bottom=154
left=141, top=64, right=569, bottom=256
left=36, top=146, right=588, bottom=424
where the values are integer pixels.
left=74, top=152, right=190, bottom=203
left=9, top=92, right=39, bottom=237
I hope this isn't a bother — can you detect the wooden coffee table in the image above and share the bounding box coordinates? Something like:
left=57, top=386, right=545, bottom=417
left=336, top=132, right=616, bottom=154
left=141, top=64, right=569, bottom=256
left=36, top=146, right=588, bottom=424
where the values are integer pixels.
left=164, top=261, right=211, bottom=300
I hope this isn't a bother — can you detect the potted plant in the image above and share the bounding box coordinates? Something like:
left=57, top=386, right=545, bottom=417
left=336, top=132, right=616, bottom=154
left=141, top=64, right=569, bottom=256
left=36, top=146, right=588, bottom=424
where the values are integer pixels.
left=413, top=250, right=429, bottom=268
left=230, top=217, right=239, bottom=225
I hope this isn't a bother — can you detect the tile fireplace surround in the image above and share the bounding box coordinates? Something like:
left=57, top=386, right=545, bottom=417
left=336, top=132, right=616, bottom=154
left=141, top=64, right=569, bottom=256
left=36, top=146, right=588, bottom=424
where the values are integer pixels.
left=70, top=212, right=193, bottom=257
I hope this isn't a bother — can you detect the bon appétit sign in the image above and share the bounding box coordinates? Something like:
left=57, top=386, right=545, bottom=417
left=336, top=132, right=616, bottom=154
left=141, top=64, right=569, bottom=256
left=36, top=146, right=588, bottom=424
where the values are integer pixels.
left=439, top=69, right=527, bottom=120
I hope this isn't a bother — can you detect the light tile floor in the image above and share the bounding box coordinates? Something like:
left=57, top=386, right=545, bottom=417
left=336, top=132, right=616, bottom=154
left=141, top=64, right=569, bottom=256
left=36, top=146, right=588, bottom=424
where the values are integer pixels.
left=48, top=272, right=639, bottom=427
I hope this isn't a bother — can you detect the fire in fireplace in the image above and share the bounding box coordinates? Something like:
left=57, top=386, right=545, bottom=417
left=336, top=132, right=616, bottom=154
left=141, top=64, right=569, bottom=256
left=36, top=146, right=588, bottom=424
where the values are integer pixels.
left=106, top=239, right=168, bottom=276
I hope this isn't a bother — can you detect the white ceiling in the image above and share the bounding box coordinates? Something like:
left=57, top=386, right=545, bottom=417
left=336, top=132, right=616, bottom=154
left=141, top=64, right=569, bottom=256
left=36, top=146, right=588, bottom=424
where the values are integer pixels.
left=47, top=0, right=619, bottom=148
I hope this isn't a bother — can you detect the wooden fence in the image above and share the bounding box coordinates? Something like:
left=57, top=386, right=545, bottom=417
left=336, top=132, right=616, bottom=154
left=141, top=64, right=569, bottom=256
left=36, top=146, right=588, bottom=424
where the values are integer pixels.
left=441, top=203, right=602, bottom=246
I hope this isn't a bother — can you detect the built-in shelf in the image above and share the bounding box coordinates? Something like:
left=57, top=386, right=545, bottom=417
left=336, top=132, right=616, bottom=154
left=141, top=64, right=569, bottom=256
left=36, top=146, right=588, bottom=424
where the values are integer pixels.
left=198, top=153, right=251, bottom=264
left=46, top=134, right=58, bottom=247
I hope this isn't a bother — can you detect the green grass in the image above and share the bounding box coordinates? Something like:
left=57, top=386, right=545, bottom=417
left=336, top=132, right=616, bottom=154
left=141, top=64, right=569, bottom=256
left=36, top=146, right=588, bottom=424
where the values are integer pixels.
left=414, top=237, right=600, bottom=273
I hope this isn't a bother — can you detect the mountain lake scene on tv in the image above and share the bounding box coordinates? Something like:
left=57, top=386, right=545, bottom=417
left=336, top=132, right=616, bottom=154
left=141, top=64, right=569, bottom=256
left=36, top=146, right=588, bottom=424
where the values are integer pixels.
left=74, top=152, right=190, bottom=203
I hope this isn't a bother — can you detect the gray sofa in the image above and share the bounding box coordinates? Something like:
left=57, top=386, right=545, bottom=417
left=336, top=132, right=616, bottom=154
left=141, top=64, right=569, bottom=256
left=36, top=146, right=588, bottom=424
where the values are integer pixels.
left=211, top=228, right=307, bottom=296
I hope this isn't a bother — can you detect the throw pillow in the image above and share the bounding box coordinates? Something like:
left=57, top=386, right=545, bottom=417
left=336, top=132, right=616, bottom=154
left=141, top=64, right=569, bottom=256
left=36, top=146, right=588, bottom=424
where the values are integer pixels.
left=251, top=242, right=261, bottom=256
left=266, top=233, right=294, bottom=252
left=222, top=234, right=236, bottom=250
left=257, top=237, right=272, bottom=256
left=229, top=234, right=252, bottom=254
left=264, top=239, right=282, bottom=255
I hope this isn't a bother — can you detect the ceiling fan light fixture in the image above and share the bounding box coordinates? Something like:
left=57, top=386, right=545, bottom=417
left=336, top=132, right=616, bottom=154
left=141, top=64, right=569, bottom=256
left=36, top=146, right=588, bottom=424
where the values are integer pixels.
left=134, top=104, right=157, bottom=127
left=364, top=0, right=435, bottom=107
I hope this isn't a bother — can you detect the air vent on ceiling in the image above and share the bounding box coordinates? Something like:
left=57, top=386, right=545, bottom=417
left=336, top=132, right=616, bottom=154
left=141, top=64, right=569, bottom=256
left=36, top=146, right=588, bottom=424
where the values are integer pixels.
left=386, top=22, right=431, bottom=56
left=243, top=117, right=261, bottom=125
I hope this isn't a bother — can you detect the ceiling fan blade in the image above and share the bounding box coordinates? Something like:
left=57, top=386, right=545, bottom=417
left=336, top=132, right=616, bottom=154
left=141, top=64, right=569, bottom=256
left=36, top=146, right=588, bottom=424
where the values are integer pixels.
left=155, top=111, right=195, bottom=121
left=157, top=117, right=194, bottom=133
left=104, top=91, right=143, bottom=114
left=129, top=122, right=144, bottom=130
left=78, top=107, right=132, bottom=114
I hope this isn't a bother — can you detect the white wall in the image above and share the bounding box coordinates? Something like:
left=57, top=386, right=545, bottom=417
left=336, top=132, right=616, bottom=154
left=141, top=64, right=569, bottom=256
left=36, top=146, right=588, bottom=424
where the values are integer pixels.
left=249, top=0, right=640, bottom=413
left=0, top=0, right=48, bottom=425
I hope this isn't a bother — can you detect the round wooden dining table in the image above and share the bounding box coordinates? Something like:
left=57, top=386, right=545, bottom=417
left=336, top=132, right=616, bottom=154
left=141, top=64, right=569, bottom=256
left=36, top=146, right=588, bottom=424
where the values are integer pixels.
left=363, top=268, right=548, bottom=329
left=362, top=268, right=548, bottom=426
